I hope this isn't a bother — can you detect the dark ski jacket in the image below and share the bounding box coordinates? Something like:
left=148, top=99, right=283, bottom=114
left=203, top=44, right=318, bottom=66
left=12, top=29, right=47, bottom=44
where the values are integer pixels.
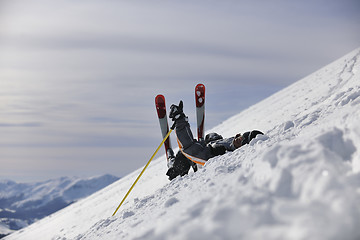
left=166, top=116, right=263, bottom=180
left=173, top=117, right=238, bottom=165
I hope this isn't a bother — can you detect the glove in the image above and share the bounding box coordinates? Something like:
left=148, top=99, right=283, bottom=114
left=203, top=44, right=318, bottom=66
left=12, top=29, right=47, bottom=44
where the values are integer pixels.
left=241, top=130, right=264, bottom=145
left=169, top=100, right=185, bottom=121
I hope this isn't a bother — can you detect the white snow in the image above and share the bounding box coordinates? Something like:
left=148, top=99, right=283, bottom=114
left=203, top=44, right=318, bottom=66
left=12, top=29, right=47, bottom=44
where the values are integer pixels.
left=4, top=48, right=360, bottom=240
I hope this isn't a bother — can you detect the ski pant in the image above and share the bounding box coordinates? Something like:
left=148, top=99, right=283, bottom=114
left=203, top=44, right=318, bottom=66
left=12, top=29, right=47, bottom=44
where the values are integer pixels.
left=174, top=118, right=213, bottom=166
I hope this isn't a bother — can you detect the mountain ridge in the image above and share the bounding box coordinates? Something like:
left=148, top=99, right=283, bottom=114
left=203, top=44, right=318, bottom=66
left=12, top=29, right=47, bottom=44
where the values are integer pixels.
left=0, top=174, right=119, bottom=237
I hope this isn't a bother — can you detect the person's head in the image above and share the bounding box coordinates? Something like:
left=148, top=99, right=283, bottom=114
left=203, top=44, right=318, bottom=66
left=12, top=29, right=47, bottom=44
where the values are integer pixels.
left=232, top=133, right=243, bottom=149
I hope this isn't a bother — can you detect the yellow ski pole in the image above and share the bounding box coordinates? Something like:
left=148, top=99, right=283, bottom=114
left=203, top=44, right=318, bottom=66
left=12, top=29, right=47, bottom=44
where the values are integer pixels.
left=112, top=128, right=173, bottom=216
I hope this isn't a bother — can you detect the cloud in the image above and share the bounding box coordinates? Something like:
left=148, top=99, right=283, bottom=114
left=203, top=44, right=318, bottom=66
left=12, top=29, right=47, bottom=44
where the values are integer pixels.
left=0, top=122, right=43, bottom=127
left=0, top=0, right=359, bottom=182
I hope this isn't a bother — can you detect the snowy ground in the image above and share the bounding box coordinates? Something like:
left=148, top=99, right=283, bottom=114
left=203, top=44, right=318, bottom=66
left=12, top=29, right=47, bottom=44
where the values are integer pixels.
left=4, top=48, right=360, bottom=240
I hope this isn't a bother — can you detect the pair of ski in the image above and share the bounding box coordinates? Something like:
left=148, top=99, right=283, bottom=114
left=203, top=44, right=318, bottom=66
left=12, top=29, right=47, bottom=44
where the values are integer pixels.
left=112, top=83, right=205, bottom=216
left=155, top=83, right=205, bottom=168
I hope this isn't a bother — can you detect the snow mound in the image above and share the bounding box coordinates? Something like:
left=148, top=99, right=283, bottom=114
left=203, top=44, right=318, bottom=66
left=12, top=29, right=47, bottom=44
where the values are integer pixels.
left=4, top=48, right=360, bottom=240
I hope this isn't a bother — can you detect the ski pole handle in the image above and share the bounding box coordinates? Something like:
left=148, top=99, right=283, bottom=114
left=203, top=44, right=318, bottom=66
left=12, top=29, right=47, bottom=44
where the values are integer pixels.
left=170, top=121, right=176, bottom=130
left=112, top=129, right=173, bottom=216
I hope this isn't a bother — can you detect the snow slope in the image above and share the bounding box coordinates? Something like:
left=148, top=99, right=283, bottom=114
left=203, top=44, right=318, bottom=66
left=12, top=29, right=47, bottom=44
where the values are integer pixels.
left=5, top=48, right=360, bottom=240
left=0, top=174, right=119, bottom=237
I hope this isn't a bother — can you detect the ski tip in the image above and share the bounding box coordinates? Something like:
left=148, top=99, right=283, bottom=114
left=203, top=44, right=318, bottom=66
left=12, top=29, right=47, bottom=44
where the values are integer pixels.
left=195, top=83, right=205, bottom=90
left=155, top=94, right=167, bottom=118
left=155, top=95, right=166, bottom=106
left=155, top=94, right=165, bottom=101
left=195, top=84, right=205, bottom=107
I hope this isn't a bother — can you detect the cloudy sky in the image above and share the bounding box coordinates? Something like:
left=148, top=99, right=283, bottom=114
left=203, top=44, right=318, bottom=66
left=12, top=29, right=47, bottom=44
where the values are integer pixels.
left=1, top=0, right=359, bottom=182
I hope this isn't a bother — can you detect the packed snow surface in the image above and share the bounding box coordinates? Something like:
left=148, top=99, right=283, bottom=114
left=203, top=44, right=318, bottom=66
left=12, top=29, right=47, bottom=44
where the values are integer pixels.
left=5, top=48, right=360, bottom=240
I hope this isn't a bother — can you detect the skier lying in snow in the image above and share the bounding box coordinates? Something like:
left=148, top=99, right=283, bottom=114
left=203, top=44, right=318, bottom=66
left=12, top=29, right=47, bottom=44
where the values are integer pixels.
left=166, top=100, right=263, bottom=180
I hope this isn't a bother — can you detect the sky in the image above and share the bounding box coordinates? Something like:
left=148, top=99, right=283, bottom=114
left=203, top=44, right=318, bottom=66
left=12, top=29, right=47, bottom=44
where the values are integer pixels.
left=0, top=0, right=359, bottom=182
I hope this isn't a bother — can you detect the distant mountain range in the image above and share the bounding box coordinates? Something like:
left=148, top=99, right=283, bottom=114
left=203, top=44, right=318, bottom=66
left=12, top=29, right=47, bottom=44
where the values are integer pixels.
left=0, top=174, right=119, bottom=238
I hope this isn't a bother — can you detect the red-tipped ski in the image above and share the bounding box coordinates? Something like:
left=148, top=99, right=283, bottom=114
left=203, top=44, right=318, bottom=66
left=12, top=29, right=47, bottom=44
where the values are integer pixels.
left=155, top=94, right=172, bottom=162
left=195, top=83, right=205, bottom=140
